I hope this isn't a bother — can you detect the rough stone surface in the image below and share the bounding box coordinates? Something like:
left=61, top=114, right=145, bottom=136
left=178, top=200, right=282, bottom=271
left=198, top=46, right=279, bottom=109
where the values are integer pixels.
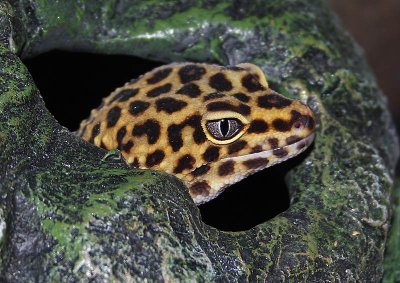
left=0, top=0, right=398, bottom=281
left=384, top=180, right=400, bottom=282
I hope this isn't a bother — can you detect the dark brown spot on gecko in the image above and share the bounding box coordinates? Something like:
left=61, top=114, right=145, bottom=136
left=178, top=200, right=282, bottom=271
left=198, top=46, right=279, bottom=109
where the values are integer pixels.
left=258, top=94, right=292, bottom=109
left=207, top=102, right=251, bottom=115
left=243, top=158, right=269, bottom=169
left=177, top=83, right=201, bottom=98
left=233, top=92, right=250, bottom=103
left=306, top=115, right=315, bottom=130
left=291, top=110, right=315, bottom=130
left=189, top=181, right=211, bottom=197
left=168, top=115, right=206, bottom=152
left=224, top=66, right=245, bottom=71
left=110, top=88, right=139, bottom=103
left=297, top=142, right=306, bottom=150
left=117, top=127, right=134, bottom=152
left=147, top=68, right=172, bottom=84
left=203, top=92, right=226, bottom=101
left=122, top=140, right=134, bottom=153
left=291, top=110, right=305, bottom=128
left=248, top=120, right=268, bottom=133
left=89, top=123, right=101, bottom=143
left=291, top=110, right=302, bottom=120
left=100, top=141, right=108, bottom=150
left=273, top=148, right=288, bottom=158
left=186, top=115, right=206, bottom=144
left=272, top=119, right=291, bottom=132
left=146, top=150, right=165, bottom=167
left=268, top=138, right=279, bottom=149
left=106, top=106, right=121, bottom=128
left=241, top=74, right=265, bottom=92
left=132, top=119, right=161, bottom=144
left=178, top=65, right=206, bottom=84
left=129, top=100, right=150, bottom=115
left=238, top=104, right=252, bottom=116
left=286, top=135, right=302, bottom=145
left=147, top=83, right=172, bottom=97
left=272, top=110, right=313, bottom=132
left=218, top=160, right=235, bottom=176
left=156, top=97, right=188, bottom=113
left=191, top=165, right=211, bottom=177
left=228, top=140, right=247, bottom=154
left=209, top=73, right=233, bottom=91
left=168, top=124, right=183, bottom=152
left=117, top=126, right=127, bottom=147
left=203, top=146, right=220, bottom=162
left=130, top=157, right=139, bottom=168
left=174, top=154, right=196, bottom=174
left=251, top=145, right=263, bottom=153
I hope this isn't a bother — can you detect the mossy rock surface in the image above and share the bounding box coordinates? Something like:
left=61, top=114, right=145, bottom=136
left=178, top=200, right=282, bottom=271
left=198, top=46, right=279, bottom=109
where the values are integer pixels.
left=0, top=0, right=399, bottom=281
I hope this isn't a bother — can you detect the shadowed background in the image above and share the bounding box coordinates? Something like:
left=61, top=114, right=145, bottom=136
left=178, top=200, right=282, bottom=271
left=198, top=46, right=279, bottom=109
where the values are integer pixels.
left=330, top=0, right=400, bottom=176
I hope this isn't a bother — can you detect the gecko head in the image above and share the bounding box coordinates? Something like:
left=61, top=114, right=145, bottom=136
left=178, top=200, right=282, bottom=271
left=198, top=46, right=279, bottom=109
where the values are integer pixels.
left=182, top=63, right=316, bottom=204
left=78, top=62, right=315, bottom=205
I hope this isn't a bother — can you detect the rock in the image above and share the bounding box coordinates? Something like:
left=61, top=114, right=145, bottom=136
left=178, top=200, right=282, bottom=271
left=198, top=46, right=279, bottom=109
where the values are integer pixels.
left=0, top=0, right=398, bottom=281
left=384, top=180, right=400, bottom=282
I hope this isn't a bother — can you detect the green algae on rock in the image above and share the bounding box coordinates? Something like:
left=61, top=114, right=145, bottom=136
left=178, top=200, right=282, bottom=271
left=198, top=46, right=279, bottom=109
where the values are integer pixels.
left=0, top=0, right=399, bottom=281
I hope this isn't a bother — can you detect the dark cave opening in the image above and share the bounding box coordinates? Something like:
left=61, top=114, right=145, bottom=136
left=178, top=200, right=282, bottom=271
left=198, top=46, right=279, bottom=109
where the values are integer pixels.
left=24, top=50, right=161, bottom=131
left=24, top=50, right=296, bottom=232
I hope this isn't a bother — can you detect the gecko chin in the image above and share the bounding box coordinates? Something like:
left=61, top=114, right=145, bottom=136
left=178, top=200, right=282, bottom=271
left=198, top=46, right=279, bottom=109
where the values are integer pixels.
left=192, top=132, right=315, bottom=205
left=223, top=132, right=315, bottom=171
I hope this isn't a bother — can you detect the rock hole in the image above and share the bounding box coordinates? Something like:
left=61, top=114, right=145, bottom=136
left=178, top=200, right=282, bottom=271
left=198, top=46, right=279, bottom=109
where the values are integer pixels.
left=24, top=51, right=300, bottom=232
left=24, top=50, right=161, bottom=131
left=198, top=154, right=311, bottom=232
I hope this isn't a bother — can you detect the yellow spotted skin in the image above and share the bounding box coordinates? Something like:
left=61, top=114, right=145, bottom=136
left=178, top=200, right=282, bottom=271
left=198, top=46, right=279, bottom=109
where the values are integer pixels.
left=78, top=63, right=316, bottom=204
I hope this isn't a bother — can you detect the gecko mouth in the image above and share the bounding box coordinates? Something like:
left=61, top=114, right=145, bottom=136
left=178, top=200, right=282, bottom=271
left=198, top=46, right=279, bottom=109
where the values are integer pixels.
left=187, top=132, right=315, bottom=186
left=221, top=132, right=315, bottom=170
left=192, top=132, right=315, bottom=207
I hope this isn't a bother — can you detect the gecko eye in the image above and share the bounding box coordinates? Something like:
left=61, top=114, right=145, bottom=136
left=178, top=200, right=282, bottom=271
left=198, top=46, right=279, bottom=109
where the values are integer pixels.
left=206, top=118, right=244, bottom=140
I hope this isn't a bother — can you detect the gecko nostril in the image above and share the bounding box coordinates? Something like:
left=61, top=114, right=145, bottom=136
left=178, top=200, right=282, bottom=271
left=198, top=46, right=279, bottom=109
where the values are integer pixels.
left=293, top=114, right=315, bottom=130
left=293, top=120, right=303, bottom=129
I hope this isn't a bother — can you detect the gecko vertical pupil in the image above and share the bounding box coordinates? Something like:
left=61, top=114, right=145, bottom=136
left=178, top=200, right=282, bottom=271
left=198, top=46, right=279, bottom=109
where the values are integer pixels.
left=220, top=119, right=229, bottom=136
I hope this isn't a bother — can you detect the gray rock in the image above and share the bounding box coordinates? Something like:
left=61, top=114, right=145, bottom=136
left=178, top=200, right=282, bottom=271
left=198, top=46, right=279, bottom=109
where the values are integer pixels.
left=0, top=0, right=398, bottom=281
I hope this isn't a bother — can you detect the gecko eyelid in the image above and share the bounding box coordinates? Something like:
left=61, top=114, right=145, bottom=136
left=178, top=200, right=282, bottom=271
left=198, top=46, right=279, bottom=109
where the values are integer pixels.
left=205, top=118, right=243, bottom=140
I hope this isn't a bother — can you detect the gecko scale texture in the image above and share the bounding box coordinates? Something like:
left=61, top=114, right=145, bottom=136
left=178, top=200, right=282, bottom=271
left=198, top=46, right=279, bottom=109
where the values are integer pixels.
left=78, top=63, right=315, bottom=204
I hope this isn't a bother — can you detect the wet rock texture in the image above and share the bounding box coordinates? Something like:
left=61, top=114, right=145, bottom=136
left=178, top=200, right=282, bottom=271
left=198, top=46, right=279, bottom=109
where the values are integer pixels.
left=0, top=0, right=398, bottom=281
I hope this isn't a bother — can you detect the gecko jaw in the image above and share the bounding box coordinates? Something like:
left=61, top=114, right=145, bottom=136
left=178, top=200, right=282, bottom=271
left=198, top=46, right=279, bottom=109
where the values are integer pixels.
left=192, top=133, right=315, bottom=204
left=222, top=132, right=315, bottom=165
